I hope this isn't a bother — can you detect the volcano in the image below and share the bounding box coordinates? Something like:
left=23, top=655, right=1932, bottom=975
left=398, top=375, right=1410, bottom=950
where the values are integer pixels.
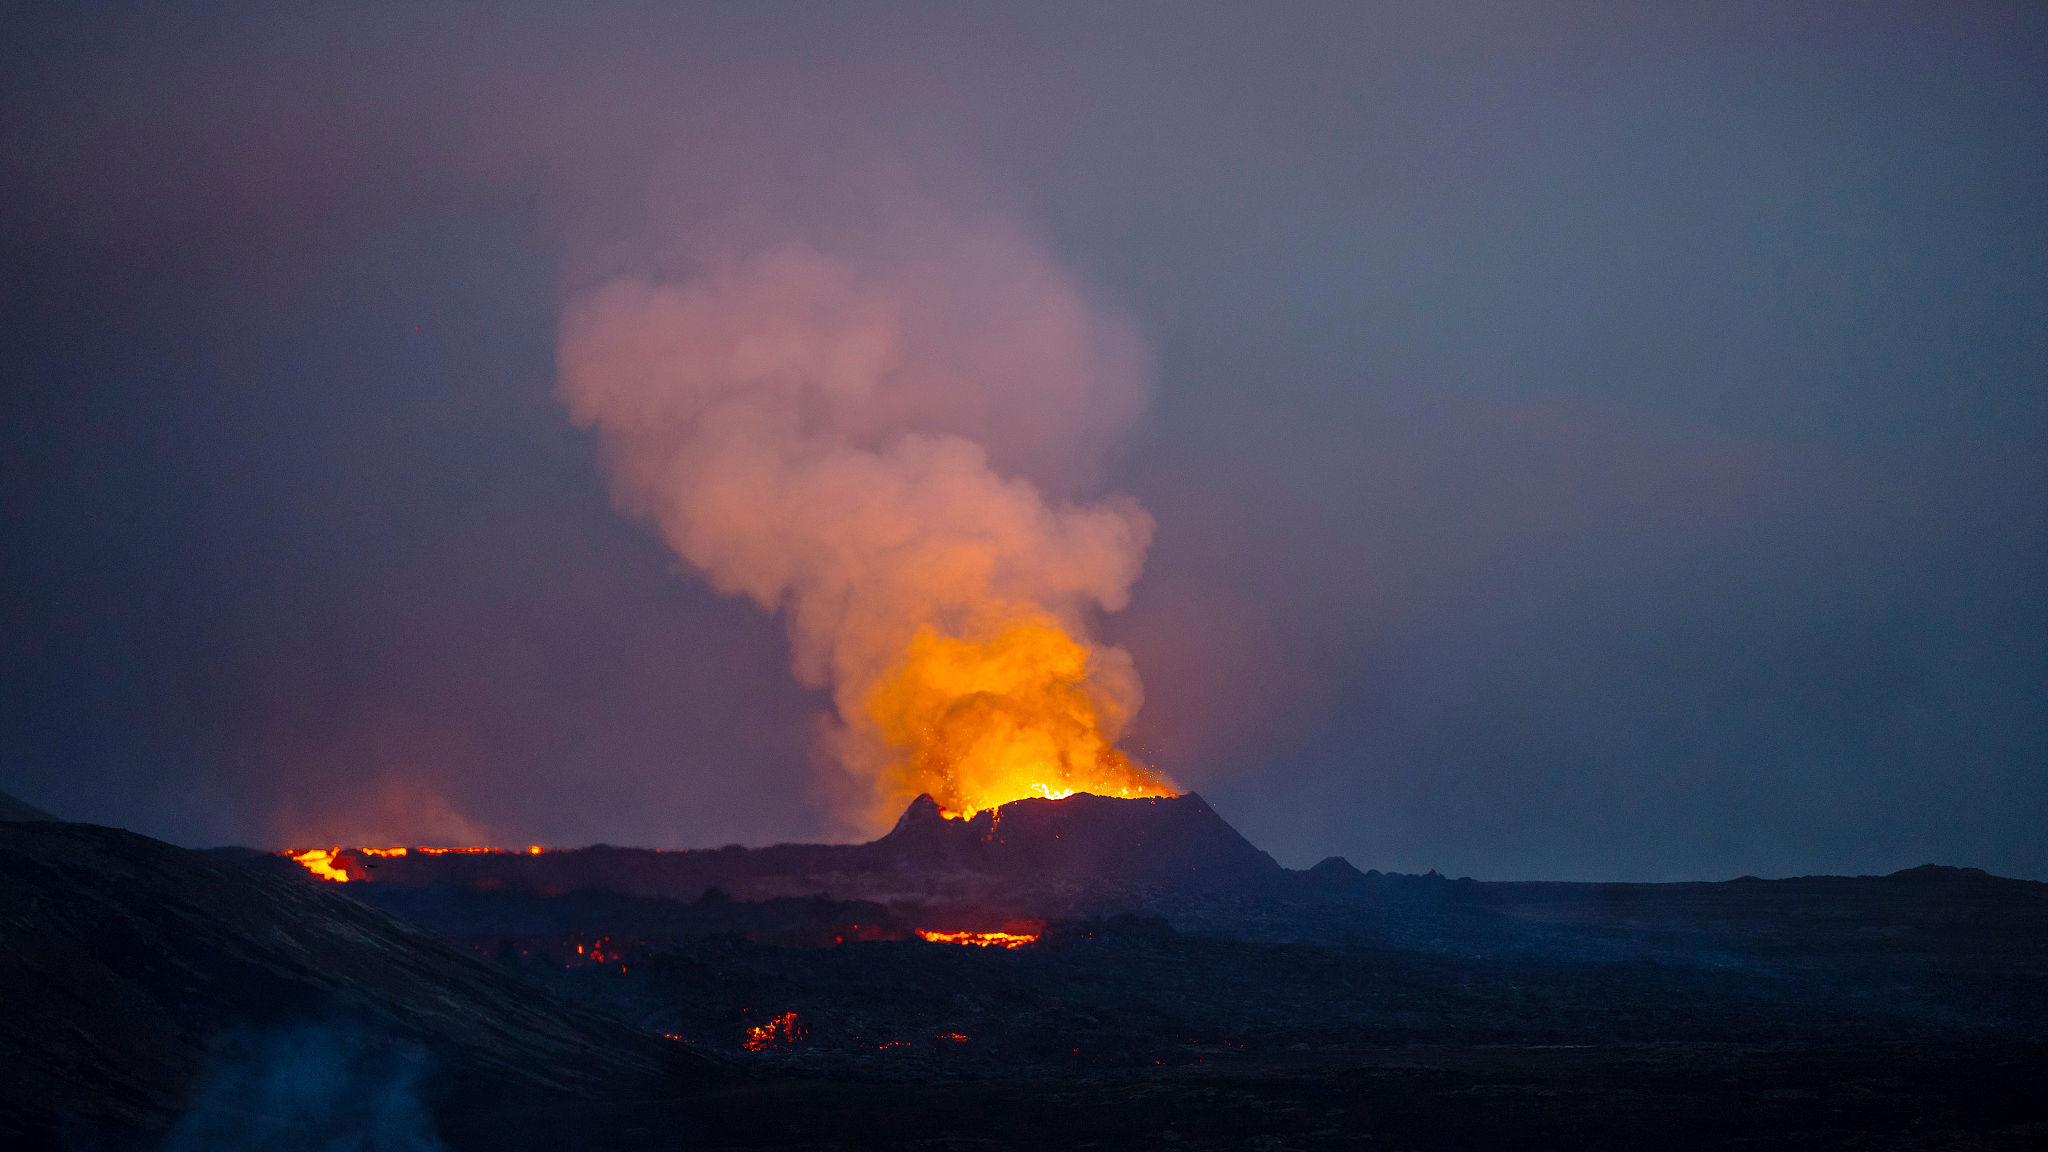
left=875, top=792, right=1282, bottom=885
left=270, top=792, right=1286, bottom=918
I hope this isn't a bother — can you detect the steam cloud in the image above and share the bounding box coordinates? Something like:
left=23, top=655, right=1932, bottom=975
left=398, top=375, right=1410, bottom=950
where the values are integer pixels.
left=160, top=1023, right=443, bottom=1152
left=558, top=210, right=1157, bottom=831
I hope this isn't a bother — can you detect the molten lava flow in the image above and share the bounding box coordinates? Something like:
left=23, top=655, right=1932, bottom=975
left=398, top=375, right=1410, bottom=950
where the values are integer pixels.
left=743, top=1012, right=803, bottom=1052
left=288, top=848, right=352, bottom=882
left=915, top=929, right=1039, bottom=949
left=867, top=620, right=1176, bottom=818
left=282, top=843, right=535, bottom=881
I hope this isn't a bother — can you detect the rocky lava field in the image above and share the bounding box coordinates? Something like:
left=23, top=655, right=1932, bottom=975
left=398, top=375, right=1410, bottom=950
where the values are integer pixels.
left=5, top=792, right=2046, bottom=1150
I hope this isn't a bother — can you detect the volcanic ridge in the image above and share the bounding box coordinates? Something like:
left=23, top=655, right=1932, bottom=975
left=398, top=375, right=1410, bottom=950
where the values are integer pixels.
left=5, top=789, right=2046, bottom=1151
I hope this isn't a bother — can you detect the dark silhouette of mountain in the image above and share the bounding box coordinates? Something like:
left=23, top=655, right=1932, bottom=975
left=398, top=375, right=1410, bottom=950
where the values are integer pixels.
left=357, top=884, right=906, bottom=948
left=0, top=789, right=59, bottom=823
left=0, top=821, right=728, bottom=1151
left=876, top=792, right=1283, bottom=886
left=270, top=792, right=1284, bottom=911
left=19, top=797, right=2043, bottom=1150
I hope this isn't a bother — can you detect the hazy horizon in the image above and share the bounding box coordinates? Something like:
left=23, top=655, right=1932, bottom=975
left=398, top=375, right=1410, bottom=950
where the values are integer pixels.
left=4, top=2, right=2043, bottom=881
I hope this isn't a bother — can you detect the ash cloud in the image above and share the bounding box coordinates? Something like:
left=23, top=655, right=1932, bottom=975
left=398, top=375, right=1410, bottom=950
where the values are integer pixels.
left=558, top=208, right=1156, bottom=831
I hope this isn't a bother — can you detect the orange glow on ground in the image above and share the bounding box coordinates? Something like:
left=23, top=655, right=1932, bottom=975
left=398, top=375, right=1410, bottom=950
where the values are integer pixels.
left=287, top=848, right=352, bottom=882
left=743, top=1012, right=803, bottom=1052
left=915, top=929, right=1039, bottom=949
left=867, top=620, right=1176, bottom=818
left=282, top=843, right=546, bottom=881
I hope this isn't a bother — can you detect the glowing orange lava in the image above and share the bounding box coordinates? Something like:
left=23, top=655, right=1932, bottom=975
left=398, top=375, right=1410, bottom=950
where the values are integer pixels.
left=281, top=843, right=542, bottom=881
left=287, top=848, right=352, bottom=882
left=866, top=620, right=1176, bottom=818
left=743, top=1012, right=803, bottom=1052
left=915, top=929, right=1039, bottom=949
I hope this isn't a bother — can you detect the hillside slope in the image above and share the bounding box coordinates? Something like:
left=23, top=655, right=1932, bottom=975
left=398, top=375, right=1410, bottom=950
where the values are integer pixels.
left=0, top=821, right=727, bottom=1150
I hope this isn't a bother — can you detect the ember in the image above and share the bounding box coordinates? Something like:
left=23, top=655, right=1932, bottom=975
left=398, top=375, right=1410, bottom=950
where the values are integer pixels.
left=574, top=936, right=628, bottom=965
left=743, top=1012, right=803, bottom=1052
left=916, top=929, right=1039, bottom=949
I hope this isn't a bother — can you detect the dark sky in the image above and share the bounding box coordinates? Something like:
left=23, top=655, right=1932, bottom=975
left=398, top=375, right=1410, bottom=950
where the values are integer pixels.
left=3, top=2, right=2044, bottom=879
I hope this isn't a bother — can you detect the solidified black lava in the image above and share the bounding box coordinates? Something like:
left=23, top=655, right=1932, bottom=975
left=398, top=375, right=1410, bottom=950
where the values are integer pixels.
left=374, top=870, right=2048, bottom=1077
left=247, top=791, right=1284, bottom=907
left=12, top=793, right=2048, bottom=1150
left=0, top=820, right=727, bottom=1152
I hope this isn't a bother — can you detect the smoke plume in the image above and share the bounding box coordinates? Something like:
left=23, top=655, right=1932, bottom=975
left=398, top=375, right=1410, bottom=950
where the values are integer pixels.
left=557, top=208, right=1171, bottom=832
left=159, top=1022, right=443, bottom=1152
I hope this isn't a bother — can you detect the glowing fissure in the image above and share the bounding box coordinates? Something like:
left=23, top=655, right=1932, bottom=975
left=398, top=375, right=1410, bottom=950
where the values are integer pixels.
left=281, top=844, right=545, bottom=881
left=915, top=929, right=1038, bottom=949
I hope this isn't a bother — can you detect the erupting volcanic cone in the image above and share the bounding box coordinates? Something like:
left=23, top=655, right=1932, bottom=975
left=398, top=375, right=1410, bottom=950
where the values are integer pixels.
left=280, top=792, right=1284, bottom=902
left=877, top=792, right=1283, bottom=888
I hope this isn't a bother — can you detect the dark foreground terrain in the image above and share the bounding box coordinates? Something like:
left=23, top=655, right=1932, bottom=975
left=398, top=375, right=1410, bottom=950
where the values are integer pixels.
left=370, top=868, right=2048, bottom=1150
left=685, top=1041, right=2048, bottom=1151
left=363, top=865, right=2048, bottom=1070
left=0, top=818, right=727, bottom=1151
left=5, top=793, right=2046, bottom=1150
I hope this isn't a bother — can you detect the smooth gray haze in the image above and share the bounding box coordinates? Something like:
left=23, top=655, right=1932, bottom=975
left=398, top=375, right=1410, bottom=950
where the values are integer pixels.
left=3, top=3, right=2043, bottom=879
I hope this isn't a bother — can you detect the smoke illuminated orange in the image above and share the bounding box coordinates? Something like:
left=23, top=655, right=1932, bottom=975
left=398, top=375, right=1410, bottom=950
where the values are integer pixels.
left=866, top=620, right=1175, bottom=818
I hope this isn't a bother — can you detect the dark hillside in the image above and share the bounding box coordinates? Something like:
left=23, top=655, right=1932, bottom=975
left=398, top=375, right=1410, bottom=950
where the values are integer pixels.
left=0, top=821, right=728, bottom=1151
left=0, top=788, right=59, bottom=823
left=12, top=796, right=2048, bottom=1151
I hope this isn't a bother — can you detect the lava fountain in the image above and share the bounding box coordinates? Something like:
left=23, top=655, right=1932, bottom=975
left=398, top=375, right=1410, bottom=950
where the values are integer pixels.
left=869, top=620, right=1172, bottom=817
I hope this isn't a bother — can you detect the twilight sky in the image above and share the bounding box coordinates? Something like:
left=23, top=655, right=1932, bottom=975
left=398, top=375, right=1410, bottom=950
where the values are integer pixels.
left=3, top=2, right=2043, bottom=879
